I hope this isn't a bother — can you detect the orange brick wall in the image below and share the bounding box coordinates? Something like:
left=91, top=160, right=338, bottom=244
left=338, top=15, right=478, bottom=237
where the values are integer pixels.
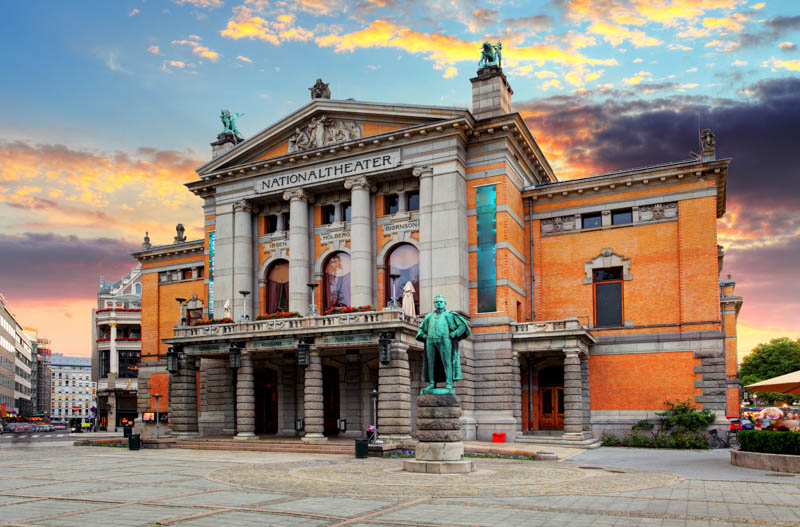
left=145, top=373, right=169, bottom=412
left=589, top=352, right=702, bottom=410
left=678, top=197, right=720, bottom=323
left=141, top=273, right=160, bottom=360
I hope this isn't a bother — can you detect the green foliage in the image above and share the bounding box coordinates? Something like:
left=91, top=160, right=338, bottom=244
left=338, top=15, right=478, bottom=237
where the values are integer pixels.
left=601, top=434, right=621, bottom=446
left=604, top=431, right=708, bottom=449
left=657, top=399, right=716, bottom=433
left=632, top=419, right=655, bottom=431
left=740, top=338, right=800, bottom=404
left=739, top=430, right=800, bottom=455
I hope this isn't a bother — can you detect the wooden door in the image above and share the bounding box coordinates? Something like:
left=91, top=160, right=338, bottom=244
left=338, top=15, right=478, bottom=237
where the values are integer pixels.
left=539, top=387, right=564, bottom=430
left=255, top=368, right=279, bottom=435
left=323, top=365, right=340, bottom=436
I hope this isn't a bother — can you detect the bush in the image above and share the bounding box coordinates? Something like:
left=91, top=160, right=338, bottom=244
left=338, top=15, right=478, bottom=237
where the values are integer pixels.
left=601, top=434, right=621, bottom=446
left=657, top=399, right=716, bottom=433
left=739, top=430, right=800, bottom=455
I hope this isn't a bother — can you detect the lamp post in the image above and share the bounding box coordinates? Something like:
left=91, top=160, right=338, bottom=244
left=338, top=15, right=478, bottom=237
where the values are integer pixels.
left=152, top=393, right=161, bottom=439
left=371, top=388, right=379, bottom=444
left=175, top=298, right=187, bottom=326
left=388, top=273, right=401, bottom=309
left=166, top=347, right=179, bottom=374
left=238, top=290, right=251, bottom=322
left=306, top=283, right=319, bottom=317
left=228, top=344, right=242, bottom=435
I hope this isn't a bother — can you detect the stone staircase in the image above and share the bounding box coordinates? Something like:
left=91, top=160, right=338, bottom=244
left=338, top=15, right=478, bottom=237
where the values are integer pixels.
left=516, top=431, right=602, bottom=449
left=171, top=437, right=355, bottom=455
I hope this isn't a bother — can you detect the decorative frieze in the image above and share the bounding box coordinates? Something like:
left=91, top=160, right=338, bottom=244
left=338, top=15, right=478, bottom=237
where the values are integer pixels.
left=638, top=202, right=677, bottom=222
left=540, top=201, right=678, bottom=235
left=288, top=115, right=361, bottom=153
left=540, top=214, right=579, bottom=234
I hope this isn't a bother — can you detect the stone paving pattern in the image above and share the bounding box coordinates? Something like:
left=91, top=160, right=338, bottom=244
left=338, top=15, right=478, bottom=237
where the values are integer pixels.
left=0, top=446, right=797, bottom=526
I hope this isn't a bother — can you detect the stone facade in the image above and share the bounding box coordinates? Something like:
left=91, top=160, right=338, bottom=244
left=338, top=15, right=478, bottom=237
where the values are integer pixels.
left=132, top=67, right=740, bottom=445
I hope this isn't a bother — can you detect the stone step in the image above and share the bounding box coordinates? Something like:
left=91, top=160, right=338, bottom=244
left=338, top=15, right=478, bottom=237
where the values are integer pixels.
left=515, top=436, right=602, bottom=449
left=173, top=441, right=352, bottom=454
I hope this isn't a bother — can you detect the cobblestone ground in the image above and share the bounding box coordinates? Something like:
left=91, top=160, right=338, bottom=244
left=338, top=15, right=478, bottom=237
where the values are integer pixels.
left=0, top=446, right=798, bottom=526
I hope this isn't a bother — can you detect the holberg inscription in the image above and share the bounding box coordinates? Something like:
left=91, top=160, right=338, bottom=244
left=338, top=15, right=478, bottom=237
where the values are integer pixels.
left=254, top=151, right=400, bottom=194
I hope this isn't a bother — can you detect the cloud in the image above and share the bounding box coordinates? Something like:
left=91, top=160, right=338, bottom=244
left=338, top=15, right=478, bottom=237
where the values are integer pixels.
left=220, top=8, right=314, bottom=44
left=703, top=16, right=745, bottom=34
left=762, top=57, right=800, bottom=71
left=588, top=22, right=661, bottom=47
left=502, top=15, right=553, bottom=32
left=147, top=45, right=162, bottom=55
left=736, top=15, right=800, bottom=48
left=467, top=8, right=499, bottom=33
left=169, top=60, right=187, bottom=68
left=172, top=38, right=220, bottom=61
left=236, top=55, right=253, bottom=62
left=442, top=66, right=458, bottom=78
left=559, top=0, right=745, bottom=27
left=0, top=141, right=204, bottom=242
left=175, top=0, right=223, bottom=8
left=128, top=8, right=140, bottom=16
left=778, top=41, right=796, bottom=51
left=95, top=50, right=128, bottom=73
left=622, top=70, right=652, bottom=84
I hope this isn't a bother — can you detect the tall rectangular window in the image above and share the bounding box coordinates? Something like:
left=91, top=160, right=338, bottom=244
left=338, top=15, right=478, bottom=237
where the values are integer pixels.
left=476, top=185, right=497, bottom=312
left=593, top=267, right=623, bottom=327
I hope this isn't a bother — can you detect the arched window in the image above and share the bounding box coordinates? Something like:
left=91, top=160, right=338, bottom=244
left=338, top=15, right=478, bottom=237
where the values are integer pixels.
left=265, top=260, right=289, bottom=313
left=385, top=243, right=419, bottom=312
left=134, top=283, right=141, bottom=295
left=323, top=252, right=351, bottom=310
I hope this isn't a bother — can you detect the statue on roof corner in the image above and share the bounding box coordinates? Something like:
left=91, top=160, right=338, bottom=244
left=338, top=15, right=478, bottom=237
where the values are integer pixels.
left=309, top=78, right=331, bottom=99
left=478, top=41, right=502, bottom=69
left=219, top=109, right=245, bottom=142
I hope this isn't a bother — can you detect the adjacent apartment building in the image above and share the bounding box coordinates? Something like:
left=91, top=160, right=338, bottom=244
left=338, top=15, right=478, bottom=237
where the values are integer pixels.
left=50, top=354, right=96, bottom=423
left=133, top=62, right=742, bottom=444
left=91, top=266, right=142, bottom=431
left=0, top=295, right=20, bottom=416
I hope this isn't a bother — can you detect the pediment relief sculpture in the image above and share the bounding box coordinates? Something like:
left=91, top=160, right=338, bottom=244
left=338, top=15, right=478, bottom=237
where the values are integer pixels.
left=288, top=114, right=362, bottom=153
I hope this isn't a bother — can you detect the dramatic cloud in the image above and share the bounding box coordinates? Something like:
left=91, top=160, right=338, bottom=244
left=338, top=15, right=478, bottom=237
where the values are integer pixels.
left=171, top=37, right=220, bottom=61
left=220, top=9, right=314, bottom=44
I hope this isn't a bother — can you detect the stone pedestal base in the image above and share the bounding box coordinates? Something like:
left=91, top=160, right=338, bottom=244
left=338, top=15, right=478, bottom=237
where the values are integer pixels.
left=403, top=459, right=475, bottom=474
left=404, top=393, right=475, bottom=474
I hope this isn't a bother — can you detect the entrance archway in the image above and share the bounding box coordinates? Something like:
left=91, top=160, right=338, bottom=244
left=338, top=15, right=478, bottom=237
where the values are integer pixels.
left=322, top=365, right=340, bottom=436
left=254, top=368, right=278, bottom=435
left=538, top=366, right=564, bottom=430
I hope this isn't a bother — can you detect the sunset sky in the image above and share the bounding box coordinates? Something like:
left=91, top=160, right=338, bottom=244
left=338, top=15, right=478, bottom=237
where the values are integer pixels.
left=1, top=1, right=798, bottom=358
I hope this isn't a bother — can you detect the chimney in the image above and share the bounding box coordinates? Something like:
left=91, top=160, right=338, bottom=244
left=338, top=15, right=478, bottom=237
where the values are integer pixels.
left=470, top=65, right=513, bottom=120
left=700, top=129, right=716, bottom=161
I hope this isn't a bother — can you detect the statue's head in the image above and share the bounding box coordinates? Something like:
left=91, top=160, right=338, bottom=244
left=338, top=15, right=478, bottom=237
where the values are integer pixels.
left=482, top=41, right=492, bottom=51
left=434, top=295, right=446, bottom=312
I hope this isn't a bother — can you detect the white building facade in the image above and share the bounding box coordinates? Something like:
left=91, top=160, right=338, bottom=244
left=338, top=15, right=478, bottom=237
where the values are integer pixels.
left=50, top=354, right=96, bottom=423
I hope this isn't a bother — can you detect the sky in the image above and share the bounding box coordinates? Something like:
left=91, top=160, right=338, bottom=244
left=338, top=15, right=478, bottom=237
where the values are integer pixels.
left=0, top=0, right=798, bottom=358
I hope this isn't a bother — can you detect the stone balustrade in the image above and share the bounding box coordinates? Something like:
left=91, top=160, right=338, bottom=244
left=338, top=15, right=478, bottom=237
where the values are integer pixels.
left=172, top=310, right=423, bottom=339
left=511, top=317, right=585, bottom=334
left=96, top=310, right=142, bottom=324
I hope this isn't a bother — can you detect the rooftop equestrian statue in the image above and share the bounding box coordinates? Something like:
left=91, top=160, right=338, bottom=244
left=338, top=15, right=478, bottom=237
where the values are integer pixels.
left=478, top=41, right=502, bottom=68
left=415, top=295, right=470, bottom=394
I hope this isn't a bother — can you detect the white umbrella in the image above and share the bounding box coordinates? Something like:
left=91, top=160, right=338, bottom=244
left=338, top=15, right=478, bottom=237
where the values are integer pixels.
left=402, top=281, right=416, bottom=318
left=746, top=370, right=800, bottom=395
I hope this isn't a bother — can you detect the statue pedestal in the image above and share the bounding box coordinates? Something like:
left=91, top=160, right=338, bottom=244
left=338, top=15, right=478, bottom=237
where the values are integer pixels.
left=403, top=393, right=475, bottom=474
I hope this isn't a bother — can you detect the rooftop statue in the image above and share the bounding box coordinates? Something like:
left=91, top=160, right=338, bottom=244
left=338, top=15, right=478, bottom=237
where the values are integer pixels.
left=219, top=109, right=245, bottom=142
left=309, top=78, right=331, bottom=99
left=416, top=295, right=471, bottom=394
left=478, top=41, right=502, bottom=69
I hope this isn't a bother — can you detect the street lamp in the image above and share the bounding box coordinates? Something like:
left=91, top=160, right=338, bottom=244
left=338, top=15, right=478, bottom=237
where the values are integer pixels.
left=388, top=273, right=401, bottom=309
left=166, top=347, right=179, bottom=374
left=379, top=332, right=394, bottom=365
left=238, top=290, right=251, bottom=322
left=152, top=393, right=161, bottom=439
left=306, top=283, right=319, bottom=317
left=175, top=298, right=187, bottom=326
left=371, top=388, right=379, bottom=444
left=228, top=344, right=242, bottom=435
left=297, top=338, right=311, bottom=367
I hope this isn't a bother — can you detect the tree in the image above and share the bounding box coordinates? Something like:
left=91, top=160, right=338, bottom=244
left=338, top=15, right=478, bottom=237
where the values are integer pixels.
left=740, top=338, right=800, bottom=404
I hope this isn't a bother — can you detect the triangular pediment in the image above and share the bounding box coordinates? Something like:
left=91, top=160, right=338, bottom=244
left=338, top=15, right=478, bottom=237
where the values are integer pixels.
left=196, top=99, right=469, bottom=176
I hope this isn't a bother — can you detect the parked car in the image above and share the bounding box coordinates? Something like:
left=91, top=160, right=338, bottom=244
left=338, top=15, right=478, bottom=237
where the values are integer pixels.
left=53, top=423, right=67, bottom=431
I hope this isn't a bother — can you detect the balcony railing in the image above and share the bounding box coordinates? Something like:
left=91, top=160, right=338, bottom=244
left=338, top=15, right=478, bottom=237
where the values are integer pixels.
left=96, top=339, right=141, bottom=351
left=172, top=309, right=422, bottom=339
left=511, top=317, right=588, bottom=335
left=96, top=309, right=142, bottom=324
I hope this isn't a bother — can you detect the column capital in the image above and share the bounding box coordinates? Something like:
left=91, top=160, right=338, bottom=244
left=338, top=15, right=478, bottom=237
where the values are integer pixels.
left=233, top=199, right=257, bottom=214
left=412, top=165, right=434, bottom=178
left=563, top=347, right=582, bottom=359
left=344, top=175, right=376, bottom=192
left=283, top=189, right=315, bottom=203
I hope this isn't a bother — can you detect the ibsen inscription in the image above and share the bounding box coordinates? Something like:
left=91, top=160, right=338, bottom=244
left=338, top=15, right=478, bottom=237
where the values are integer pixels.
left=255, top=150, right=401, bottom=193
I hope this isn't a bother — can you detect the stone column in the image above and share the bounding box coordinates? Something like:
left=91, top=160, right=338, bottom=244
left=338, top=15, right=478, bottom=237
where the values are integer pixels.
left=302, top=349, right=326, bottom=442
left=283, top=190, right=314, bottom=313
left=378, top=341, right=412, bottom=440
left=236, top=353, right=256, bottom=439
left=581, top=355, right=591, bottom=432
left=169, top=353, right=198, bottom=437
left=107, top=391, right=117, bottom=432
left=276, top=212, right=286, bottom=232
left=397, top=190, right=407, bottom=213
left=233, top=200, right=256, bottom=321
left=562, top=349, right=584, bottom=439
left=413, top=166, right=434, bottom=313
left=333, top=202, right=343, bottom=223
left=344, top=176, right=376, bottom=307
left=109, top=324, right=118, bottom=375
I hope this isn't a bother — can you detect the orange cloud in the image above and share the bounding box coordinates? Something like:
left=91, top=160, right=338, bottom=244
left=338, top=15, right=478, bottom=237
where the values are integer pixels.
left=171, top=38, right=220, bottom=61
left=587, top=22, right=661, bottom=47
left=220, top=7, right=314, bottom=44
left=763, top=57, right=800, bottom=71
left=564, top=0, right=744, bottom=27
left=702, top=16, right=745, bottom=33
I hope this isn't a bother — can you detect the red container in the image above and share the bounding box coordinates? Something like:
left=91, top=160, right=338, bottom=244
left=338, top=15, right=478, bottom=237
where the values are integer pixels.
left=492, top=432, right=505, bottom=443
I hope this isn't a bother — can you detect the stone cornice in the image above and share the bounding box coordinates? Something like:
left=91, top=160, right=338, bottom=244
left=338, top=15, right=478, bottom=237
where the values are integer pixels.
left=131, top=239, right=204, bottom=262
left=524, top=158, right=730, bottom=218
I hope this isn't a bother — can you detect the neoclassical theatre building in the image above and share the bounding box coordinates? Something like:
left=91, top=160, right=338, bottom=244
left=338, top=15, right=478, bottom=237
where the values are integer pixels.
left=134, top=65, right=742, bottom=445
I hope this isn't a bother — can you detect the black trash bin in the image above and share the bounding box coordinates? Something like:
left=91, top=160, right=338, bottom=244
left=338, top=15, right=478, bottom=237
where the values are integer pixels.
left=128, top=434, right=141, bottom=451
left=123, top=425, right=132, bottom=438
left=355, top=438, right=370, bottom=458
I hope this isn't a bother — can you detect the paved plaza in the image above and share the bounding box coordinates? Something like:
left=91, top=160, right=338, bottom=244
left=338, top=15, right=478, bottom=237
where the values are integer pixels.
left=0, top=444, right=797, bottom=526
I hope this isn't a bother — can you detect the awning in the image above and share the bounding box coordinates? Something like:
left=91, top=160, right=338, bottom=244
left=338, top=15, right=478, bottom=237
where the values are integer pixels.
left=746, top=370, right=800, bottom=394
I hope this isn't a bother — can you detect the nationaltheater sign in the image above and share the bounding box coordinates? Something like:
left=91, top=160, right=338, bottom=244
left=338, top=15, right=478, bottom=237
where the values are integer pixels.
left=254, top=150, right=401, bottom=193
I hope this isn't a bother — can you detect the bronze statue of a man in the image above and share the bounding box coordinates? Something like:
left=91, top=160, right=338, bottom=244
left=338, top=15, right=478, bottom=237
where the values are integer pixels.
left=416, top=295, right=470, bottom=394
